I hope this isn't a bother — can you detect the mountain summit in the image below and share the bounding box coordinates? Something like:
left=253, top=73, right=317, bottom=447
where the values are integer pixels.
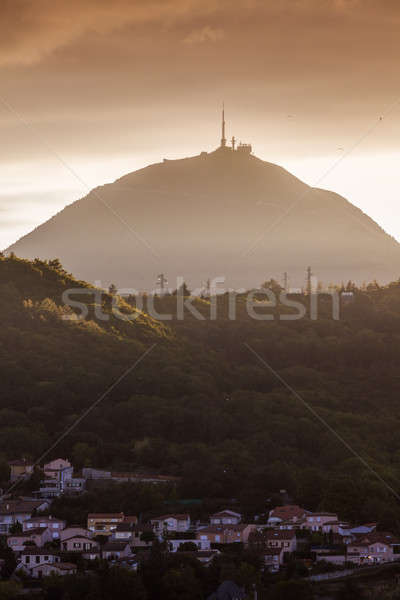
left=7, top=120, right=400, bottom=289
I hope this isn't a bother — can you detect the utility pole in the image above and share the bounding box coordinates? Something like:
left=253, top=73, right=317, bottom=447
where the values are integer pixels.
left=283, top=272, right=288, bottom=292
left=157, top=273, right=168, bottom=295
left=306, top=266, right=312, bottom=295
left=206, top=278, right=211, bottom=296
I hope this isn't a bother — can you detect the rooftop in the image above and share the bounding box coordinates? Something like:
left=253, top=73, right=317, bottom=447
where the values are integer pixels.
left=269, top=505, right=308, bottom=521
left=88, top=513, right=124, bottom=520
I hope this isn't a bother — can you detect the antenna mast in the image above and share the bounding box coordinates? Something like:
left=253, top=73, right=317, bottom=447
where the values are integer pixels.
left=221, top=103, right=226, bottom=147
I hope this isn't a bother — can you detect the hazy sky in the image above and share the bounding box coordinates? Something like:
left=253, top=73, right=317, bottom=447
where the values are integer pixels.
left=2, top=0, right=400, bottom=250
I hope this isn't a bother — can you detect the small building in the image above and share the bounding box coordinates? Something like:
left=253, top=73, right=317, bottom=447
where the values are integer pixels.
left=8, top=527, right=52, bottom=552
left=87, top=513, right=124, bottom=536
left=113, top=522, right=134, bottom=542
left=61, top=535, right=99, bottom=553
left=43, top=459, right=72, bottom=478
left=304, top=512, right=339, bottom=532
left=263, top=548, right=284, bottom=572
left=347, top=532, right=400, bottom=565
left=30, top=561, right=77, bottom=578
left=210, top=510, right=241, bottom=526
left=268, top=505, right=309, bottom=527
left=60, top=526, right=91, bottom=541
left=102, top=541, right=132, bottom=560
left=23, top=516, right=66, bottom=539
left=39, top=459, right=84, bottom=498
left=150, top=514, right=191, bottom=534
left=197, top=524, right=256, bottom=546
left=8, top=460, right=34, bottom=482
left=249, top=529, right=297, bottom=554
left=19, top=549, right=60, bottom=576
left=0, top=500, right=49, bottom=534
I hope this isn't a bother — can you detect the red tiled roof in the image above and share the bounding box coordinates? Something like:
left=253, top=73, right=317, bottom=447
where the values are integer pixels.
left=356, top=531, right=400, bottom=546
left=270, top=505, right=308, bottom=521
left=151, top=514, right=190, bottom=521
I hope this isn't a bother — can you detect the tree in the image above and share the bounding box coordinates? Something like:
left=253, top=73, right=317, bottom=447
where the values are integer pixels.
left=161, top=566, right=203, bottom=600
left=8, top=522, right=22, bottom=534
left=0, top=580, right=21, bottom=599
left=172, top=281, right=191, bottom=296
left=261, top=278, right=283, bottom=294
left=0, top=460, right=10, bottom=483
left=140, top=530, right=156, bottom=544
left=72, top=442, right=95, bottom=469
left=271, top=580, right=313, bottom=600
left=177, top=542, right=198, bottom=552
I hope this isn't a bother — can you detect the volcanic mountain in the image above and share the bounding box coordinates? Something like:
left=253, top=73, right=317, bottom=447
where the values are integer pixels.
left=7, top=145, right=400, bottom=290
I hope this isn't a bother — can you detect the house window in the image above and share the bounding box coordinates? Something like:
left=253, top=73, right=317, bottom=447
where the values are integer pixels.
left=36, top=556, right=40, bottom=563
left=25, top=557, right=30, bottom=564
left=45, top=556, right=49, bottom=561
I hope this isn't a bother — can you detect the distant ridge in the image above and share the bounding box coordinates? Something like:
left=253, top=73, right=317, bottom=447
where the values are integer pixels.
left=7, top=145, right=400, bottom=289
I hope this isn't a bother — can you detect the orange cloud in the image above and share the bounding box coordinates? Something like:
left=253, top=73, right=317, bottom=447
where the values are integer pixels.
left=183, top=25, right=224, bottom=44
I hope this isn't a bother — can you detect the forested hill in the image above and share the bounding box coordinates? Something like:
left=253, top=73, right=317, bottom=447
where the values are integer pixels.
left=2, top=255, right=400, bottom=528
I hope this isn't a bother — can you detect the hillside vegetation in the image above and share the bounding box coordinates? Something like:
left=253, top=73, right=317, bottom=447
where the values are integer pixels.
left=2, top=255, right=400, bottom=528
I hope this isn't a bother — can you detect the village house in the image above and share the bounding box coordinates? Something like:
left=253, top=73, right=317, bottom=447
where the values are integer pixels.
left=8, top=459, right=34, bottom=482
left=30, top=562, right=77, bottom=578
left=8, top=527, right=52, bottom=552
left=23, top=516, right=66, bottom=539
left=0, top=500, right=49, bottom=534
left=210, top=510, right=242, bottom=526
left=61, top=535, right=100, bottom=553
left=60, top=526, right=91, bottom=541
left=263, top=548, right=284, bottom=572
left=111, top=518, right=139, bottom=542
left=250, top=529, right=298, bottom=555
left=39, top=458, right=85, bottom=498
left=304, top=512, right=339, bottom=532
left=19, top=549, right=60, bottom=577
left=102, top=541, right=132, bottom=560
left=197, top=524, right=256, bottom=546
left=87, top=513, right=125, bottom=535
left=113, top=522, right=134, bottom=542
left=347, top=532, right=400, bottom=565
left=267, top=505, right=309, bottom=527
left=43, top=459, right=72, bottom=478
left=150, top=514, right=191, bottom=534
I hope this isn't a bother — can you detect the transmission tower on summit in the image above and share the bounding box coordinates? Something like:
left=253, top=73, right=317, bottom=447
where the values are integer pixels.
left=219, top=105, right=252, bottom=154
left=221, top=103, right=227, bottom=148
